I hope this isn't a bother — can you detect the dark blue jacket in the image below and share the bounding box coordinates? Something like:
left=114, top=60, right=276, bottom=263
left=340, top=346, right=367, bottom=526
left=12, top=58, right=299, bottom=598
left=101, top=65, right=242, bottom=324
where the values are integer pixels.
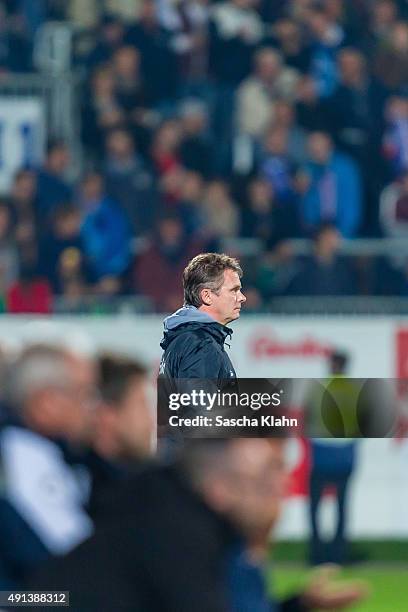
left=159, top=306, right=237, bottom=384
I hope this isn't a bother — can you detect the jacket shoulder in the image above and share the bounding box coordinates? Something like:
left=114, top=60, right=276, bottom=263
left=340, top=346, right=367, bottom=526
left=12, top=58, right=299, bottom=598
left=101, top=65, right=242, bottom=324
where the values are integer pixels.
left=164, top=327, right=215, bottom=351
left=163, top=327, right=225, bottom=379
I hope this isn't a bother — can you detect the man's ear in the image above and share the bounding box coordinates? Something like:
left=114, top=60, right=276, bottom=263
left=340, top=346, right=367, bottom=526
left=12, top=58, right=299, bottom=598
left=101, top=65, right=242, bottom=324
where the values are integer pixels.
left=200, top=288, right=212, bottom=305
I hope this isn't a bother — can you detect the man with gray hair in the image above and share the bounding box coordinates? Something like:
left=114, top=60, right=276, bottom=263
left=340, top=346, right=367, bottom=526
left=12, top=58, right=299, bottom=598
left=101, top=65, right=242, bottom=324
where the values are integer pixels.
left=0, top=343, right=97, bottom=588
left=159, top=252, right=246, bottom=384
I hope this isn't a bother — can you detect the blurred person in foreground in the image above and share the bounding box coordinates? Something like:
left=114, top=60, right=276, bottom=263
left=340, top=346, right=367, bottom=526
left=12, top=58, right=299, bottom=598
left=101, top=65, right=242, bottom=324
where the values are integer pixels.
left=0, top=344, right=97, bottom=588
left=87, top=353, right=155, bottom=518
left=26, top=438, right=367, bottom=612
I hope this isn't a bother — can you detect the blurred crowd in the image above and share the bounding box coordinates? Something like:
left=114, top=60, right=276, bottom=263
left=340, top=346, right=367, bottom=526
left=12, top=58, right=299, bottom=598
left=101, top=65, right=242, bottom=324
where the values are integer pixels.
left=0, top=333, right=368, bottom=611
left=1, top=0, right=408, bottom=310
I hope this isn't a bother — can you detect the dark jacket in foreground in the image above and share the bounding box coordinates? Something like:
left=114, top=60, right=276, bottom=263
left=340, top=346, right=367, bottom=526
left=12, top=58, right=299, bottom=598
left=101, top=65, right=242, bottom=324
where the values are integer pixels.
left=26, top=464, right=238, bottom=612
left=25, top=462, right=308, bottom=612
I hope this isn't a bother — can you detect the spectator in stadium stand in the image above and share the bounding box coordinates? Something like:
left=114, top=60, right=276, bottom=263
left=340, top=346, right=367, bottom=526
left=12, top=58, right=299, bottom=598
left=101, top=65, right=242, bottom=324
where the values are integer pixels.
left=27, top=439, right=367, bottom=612
left=156, top=0, right=211, bottom=85
left=0, top=201, right=19, bottom=301
left=380, top=171, right=408, bottom=238
left=104, top=127, right=158, bottom=236
left=358, top=0, right=399, bottom=56
left=82, top=66, right=126, bottom=160
left=84, top=13, right=125, bottom=69
left=267, top=18, right=312, bottom=74
left=305, top=351, right=359, bottom=566
left=305, top=6, right=345, bottom=98
left=209, top=0, right=264, bottom=87
left=87, top=353, right=155, bottom=519
left=9, top=170, right=39, bottom=250
left=260, top=125, right=298, bottom=205
left=79, top=171, right=132, bottom=291
left=255, top=241, right=300, bottom=299
left=0, top=343, right=97, bottom=588
left=209, top=0, right=264, bottom=154
left=326, top=48, right=387, bottom=172
left=35, top=141, right=73, bottom=220
left=151, top=118, right=183, bottom=176
left=295, top=75, right=331, bottom=133
left=6, top=240, right=52, bottom=314
left=288, top=224, right=357, bottom=296
left=52, top=247, right=90, bottom=311
left=134, top=215, right=203, bottom=312
left=111, top=45, right=151, bottom=123
left=18, top=0, right=47, bottom=37
left=271, top=100, right=307, bottom=166
left=159, top=164, right=186, bottom=206
left=298, top=132, right=362, bottom=238
left=177, top=170, right=207, bottom=236
left=240, top=177, right=299, bottom=247
left=373, top=20, right=408, bottom=92
left=235, top=47, right=299, bottom=139
left=382, top=96, right=408, bottom=179
left=38, top=204, right=88, bottom=295
left=124, top=0, right=179, bottom=104
left=0, top=1, right=32, bottom=72
left=178, top=98, right=215, bottom=178
left=202, top=179, right=240, bottom=241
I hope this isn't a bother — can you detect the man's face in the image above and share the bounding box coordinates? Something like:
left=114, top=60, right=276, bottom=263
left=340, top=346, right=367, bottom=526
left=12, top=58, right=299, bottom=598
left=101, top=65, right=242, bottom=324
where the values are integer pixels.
left=256, top=51, right=280, bottom=82
left=308, top=132, right=332, bottom=165
left=114, top=377, right=155, bottom=459
left=29, top=354, right=98, bottom=443
left=205, top=439, right=288, bottom=538
left=206, top=269, right=246, bottom=325
left=59, top=354, right=98, bottom=441
left=94, top=377, right=155, bottom=460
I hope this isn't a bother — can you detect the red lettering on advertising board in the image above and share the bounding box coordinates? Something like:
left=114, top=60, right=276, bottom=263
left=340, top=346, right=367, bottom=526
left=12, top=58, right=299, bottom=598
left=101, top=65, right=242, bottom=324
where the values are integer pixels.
left=396, top=328, right=408, bottom=379
left=250, top=331, right=332, bottom=360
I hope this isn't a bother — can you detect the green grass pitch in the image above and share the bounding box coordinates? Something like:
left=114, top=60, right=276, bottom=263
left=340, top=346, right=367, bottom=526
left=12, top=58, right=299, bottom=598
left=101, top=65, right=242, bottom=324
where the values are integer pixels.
left=270, top=566, right=408, bottom=612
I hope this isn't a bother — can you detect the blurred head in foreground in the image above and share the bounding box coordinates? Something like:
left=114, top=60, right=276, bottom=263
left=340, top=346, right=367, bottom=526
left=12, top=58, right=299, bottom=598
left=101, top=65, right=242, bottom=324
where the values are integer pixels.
left=9, top=343, right=97, bottom=443
left=94, top=354, right=154, bottom=461
left=179, top=438, right=287, bottom=539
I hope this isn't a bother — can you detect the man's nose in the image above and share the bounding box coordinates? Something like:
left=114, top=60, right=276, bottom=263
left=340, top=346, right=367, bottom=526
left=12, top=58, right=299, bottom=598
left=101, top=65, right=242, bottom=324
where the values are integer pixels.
left=239, top=291, right=246, bottom=303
